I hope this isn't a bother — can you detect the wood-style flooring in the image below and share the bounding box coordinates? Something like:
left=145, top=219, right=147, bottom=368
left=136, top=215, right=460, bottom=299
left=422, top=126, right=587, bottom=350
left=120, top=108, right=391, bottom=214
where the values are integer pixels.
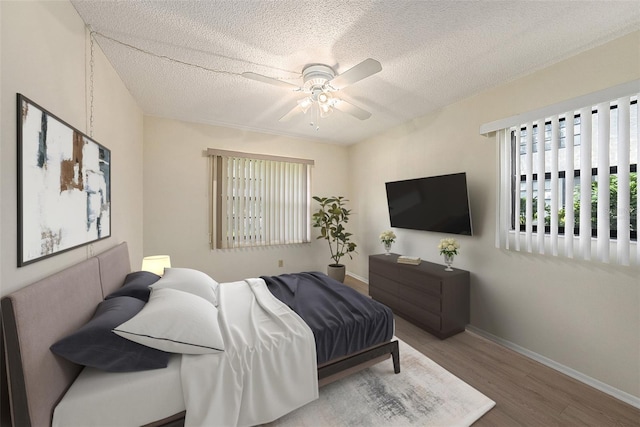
left=343, top=275, right=640, bottom=427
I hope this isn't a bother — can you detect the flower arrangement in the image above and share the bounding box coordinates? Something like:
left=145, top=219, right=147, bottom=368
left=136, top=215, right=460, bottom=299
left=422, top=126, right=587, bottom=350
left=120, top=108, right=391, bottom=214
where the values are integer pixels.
left=379, top=230, right=396, bottom=244
left=438, top=238, right=460, bottom=256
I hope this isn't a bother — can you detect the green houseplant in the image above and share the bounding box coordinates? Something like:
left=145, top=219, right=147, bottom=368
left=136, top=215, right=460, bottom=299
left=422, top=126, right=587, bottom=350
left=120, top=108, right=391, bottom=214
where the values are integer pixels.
left=311, top=196, right=357, bottom=282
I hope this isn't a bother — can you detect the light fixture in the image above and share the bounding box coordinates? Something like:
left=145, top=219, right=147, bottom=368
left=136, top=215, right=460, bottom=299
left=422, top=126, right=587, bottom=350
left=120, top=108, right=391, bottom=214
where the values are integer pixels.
left=317, top=91, right=333, bottom=117
left=298, top=97, right=313, bottom=114
left=300, top=88, right=338, bottom=129
left=141, top=255, right=171, bottom=276
left=317, top=92, right=330, bottom=104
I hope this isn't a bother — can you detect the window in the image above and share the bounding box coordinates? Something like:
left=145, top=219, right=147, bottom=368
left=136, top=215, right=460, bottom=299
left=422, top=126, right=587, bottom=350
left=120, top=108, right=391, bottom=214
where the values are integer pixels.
left=208, top=149, right=313, bottom=249
left=512, top=103, right=638, bottom=240
left=486, top=81, right=639, bottom=266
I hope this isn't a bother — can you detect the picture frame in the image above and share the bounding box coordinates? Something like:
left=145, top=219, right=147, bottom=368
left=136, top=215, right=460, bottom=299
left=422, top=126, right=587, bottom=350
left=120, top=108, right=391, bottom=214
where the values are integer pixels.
left=17, top=94, right=111, bottom=266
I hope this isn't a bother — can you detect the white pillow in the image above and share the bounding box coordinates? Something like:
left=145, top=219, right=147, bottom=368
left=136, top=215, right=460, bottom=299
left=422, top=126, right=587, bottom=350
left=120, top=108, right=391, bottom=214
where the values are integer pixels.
left=151, top=267, right=219, bottom=306
left=113, top=287, right=225, bottom=354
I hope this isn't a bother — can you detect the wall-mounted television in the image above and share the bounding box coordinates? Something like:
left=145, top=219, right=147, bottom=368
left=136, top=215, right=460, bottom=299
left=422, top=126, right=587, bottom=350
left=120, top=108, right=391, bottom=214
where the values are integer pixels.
left=385, top=172, right=473, bottom=236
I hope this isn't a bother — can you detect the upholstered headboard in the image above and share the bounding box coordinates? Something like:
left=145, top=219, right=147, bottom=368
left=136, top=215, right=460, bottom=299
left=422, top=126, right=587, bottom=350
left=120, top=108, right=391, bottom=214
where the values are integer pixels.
left=1, top=242, right=131, bottom=427
left=96, top=243, right=133, bottom=297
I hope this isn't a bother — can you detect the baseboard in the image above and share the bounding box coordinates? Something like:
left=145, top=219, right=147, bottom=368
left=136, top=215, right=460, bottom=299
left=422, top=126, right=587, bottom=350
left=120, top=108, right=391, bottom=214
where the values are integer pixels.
left=466, top=325, right=640, bottom=409
left=346, top=272, right=367, bottom=283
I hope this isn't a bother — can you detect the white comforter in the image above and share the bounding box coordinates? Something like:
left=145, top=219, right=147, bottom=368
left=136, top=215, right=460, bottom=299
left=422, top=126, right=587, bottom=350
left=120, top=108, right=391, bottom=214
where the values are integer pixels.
left=180, top=278, right=319, bottom=426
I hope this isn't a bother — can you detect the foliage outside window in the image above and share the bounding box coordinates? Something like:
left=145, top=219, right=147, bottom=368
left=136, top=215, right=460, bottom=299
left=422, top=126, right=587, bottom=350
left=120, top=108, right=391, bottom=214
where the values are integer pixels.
left=512, top=102, right=638, bottom=241
left=209, top=149, right=313, bottom=249
left=492, top=87, right=638, bottom=266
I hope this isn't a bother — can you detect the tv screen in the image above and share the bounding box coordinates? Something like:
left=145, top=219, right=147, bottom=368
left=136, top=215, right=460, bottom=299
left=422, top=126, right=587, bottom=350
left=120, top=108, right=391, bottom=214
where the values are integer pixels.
left=385, top=172, right=473, bottom=236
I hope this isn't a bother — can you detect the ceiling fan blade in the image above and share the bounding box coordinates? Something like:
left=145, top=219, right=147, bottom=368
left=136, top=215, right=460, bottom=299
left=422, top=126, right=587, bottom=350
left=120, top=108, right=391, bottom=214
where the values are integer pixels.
left=328, top=58, right=382, bottom=90
left=333, top=99, right=372, bottom=120
left=279, top=104, right=304, bottom=122
left=242, top=72, right=300, bottom=90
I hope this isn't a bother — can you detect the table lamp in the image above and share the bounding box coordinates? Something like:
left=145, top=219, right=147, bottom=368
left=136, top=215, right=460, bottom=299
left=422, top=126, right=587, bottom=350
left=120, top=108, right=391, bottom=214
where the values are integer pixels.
left=141, top=255, right=171, bottom=276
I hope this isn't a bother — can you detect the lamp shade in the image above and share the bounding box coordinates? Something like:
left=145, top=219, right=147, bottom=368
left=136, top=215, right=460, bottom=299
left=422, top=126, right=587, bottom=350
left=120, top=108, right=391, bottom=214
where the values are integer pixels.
left=141, top=255, right=171, bottom=276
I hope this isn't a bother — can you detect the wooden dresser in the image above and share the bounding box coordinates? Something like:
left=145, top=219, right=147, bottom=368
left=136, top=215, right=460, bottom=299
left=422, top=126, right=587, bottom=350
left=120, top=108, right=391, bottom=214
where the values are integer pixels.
left=369, top=253, right=470, bottom=339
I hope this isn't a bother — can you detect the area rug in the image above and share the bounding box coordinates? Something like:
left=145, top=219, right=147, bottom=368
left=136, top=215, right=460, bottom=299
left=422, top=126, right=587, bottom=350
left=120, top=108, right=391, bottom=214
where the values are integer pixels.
left=269, top=339, right=495, bottom=427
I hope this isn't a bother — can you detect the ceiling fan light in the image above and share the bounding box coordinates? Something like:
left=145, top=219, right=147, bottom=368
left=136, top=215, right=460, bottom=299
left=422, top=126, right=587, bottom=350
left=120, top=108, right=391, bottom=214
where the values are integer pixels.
left=298, top=97, right=313, bottom=113
left=317, top=92, right=330, bottom=104
left=298, top=97, right=312, bottom=108
left=320, top=105, right=333, bottom=118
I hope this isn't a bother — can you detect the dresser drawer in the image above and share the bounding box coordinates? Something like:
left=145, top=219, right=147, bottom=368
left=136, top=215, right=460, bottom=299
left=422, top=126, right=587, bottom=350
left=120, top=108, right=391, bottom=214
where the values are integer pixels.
left=369, top=272, right=398, bottom=294
left=370, top=257, right=441, bottom=297
left=372, top=271, right=440, bottom=314
left=395, top=267, right=441, bottom=297
left=394, top=299, right=441, bottom=331
left=369, top=285, right=397, bottom=309
left=369, top=258, right=396, bottom=280
left=396, top=284, right=440, bottom=314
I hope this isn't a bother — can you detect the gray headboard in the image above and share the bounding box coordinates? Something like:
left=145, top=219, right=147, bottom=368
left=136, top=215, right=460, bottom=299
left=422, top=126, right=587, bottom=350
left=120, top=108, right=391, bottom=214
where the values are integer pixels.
left=1, top=242, right=131, bottom=427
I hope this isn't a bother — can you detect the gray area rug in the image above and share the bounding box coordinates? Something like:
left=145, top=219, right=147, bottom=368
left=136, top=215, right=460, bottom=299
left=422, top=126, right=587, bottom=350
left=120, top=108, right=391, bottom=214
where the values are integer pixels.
left=270, top=338, right=495, bottom=426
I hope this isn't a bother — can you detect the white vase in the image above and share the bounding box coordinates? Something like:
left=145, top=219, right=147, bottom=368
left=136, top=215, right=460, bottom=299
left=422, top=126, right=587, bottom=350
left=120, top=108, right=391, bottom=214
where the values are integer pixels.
left=444, top=254, right=454, bottom=271
left=383, top=241, right=392, bottom=255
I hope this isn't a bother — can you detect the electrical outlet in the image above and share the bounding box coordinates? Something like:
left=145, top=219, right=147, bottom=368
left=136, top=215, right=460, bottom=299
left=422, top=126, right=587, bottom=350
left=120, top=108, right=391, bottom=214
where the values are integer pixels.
left=278, top=260, right=284, bottom=267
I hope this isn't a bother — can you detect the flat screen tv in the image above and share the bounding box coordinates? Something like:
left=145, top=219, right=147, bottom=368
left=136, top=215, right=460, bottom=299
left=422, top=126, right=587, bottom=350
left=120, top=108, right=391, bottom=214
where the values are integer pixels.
left=385, top=172, right=473, bottom=236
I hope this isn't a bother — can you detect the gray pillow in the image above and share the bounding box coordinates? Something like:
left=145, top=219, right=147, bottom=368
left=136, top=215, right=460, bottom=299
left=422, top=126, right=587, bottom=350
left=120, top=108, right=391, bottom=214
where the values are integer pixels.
left=105, top=271, right=161, bottom=302
left=50, top=296, right=170, bottom=372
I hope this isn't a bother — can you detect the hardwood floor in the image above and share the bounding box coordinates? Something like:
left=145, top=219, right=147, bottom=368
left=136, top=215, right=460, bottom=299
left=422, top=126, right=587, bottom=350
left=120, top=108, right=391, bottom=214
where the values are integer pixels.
left=343, top=275, right=640, bottom=426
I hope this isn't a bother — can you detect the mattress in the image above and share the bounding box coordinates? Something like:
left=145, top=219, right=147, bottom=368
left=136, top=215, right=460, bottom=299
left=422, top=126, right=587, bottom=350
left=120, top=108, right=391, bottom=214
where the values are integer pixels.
left=52, top=354, right=184, bottom=427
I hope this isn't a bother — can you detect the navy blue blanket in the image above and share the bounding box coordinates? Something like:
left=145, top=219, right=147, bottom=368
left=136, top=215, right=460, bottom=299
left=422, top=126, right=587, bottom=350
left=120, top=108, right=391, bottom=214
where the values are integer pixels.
left=261, top=272, right=394, bottom=364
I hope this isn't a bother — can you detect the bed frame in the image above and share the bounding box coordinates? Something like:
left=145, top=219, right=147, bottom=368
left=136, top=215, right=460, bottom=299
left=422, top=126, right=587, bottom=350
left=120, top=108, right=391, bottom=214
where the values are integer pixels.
left=2, top=242, right=399, bottom=427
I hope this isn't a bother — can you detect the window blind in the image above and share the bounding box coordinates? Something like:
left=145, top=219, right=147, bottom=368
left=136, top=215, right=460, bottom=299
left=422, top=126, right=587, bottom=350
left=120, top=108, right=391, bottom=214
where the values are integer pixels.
left=492, top=91, right=638, bottom=266
left=208, top=149, right=313, bottom=249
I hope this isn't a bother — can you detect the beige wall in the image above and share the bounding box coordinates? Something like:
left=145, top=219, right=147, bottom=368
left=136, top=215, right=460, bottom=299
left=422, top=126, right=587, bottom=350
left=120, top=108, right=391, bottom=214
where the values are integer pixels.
left=1, top=2, right=144, bottom=424
left=348, top=31, right=640, bottom=399
left=143, top=116, right=351, bottom=282
left=0, top=1, right=144, bottom=297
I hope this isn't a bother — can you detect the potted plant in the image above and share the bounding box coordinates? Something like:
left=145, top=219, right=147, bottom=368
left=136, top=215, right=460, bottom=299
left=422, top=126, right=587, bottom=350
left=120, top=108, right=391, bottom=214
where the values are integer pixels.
left=311, top=196, right=357, bottom=282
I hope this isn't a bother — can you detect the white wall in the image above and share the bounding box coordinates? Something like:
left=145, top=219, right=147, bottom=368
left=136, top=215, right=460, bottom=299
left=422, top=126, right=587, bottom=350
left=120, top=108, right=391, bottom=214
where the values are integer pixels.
left=348, top=31, right=640, bottom=399
left=0, top=0, right=144, bottom=296
left=143, top=116, right=351, bottom=282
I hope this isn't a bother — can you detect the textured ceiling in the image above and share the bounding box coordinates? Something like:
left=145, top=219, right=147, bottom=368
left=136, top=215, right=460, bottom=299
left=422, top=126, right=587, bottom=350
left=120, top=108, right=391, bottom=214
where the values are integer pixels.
left=71, top=1, right=640, bottom=145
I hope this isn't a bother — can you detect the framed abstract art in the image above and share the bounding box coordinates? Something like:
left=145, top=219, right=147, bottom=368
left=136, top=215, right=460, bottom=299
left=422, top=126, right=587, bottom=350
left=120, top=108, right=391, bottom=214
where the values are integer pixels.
left=17, top=94, right=111, bottom=266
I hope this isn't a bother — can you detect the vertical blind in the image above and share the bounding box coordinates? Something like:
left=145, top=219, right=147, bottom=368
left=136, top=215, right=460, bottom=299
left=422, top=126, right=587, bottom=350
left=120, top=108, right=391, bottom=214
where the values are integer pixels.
left=208, top=149, right=313, bottom=249
left=493, top=90, right=638, bottom=266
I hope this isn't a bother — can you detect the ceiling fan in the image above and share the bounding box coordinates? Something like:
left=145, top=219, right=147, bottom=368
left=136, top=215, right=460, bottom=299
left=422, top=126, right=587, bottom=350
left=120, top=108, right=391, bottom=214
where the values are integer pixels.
left=242, top=58, right=382, bottom=127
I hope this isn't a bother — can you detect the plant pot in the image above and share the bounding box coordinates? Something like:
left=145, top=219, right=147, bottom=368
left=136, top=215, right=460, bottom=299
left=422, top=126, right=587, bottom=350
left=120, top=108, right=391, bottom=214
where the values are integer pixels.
left=327, top=264, right=346, bottom=283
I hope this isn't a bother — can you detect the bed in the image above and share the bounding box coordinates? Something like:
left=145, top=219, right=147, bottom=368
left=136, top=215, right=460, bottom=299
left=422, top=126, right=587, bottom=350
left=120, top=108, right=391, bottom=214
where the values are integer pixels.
left=2, top=242, right=399, bottom=427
